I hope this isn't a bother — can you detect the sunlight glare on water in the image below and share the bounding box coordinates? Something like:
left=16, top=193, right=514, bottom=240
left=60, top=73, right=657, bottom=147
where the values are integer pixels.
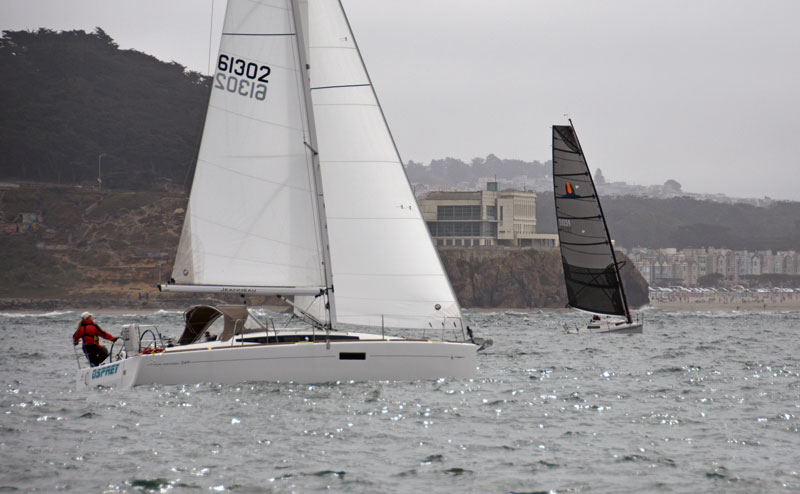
left=1, top=308, right=799, bottom=492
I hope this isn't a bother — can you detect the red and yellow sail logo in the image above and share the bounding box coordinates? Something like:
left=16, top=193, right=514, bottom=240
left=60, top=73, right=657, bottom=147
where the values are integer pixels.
left=563, top=182, right=578, bottom=198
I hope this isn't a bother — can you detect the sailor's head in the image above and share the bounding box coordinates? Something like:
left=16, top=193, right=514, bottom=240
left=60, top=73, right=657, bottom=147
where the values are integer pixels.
left=81, top=311, right=93, bottom=320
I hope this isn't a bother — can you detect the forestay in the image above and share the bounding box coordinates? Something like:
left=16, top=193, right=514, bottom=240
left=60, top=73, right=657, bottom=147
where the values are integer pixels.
left=552, top=124, right=626, bottom=316
left=294, top=0, right=463, bottom=330
left=171, top=0, right=327, bottom=293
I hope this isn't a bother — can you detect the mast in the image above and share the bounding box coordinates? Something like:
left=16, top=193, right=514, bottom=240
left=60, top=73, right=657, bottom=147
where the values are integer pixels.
left=160, top=0, right=335, bottom=310
left=295, top=0, right=464, bottom=331
left=332, top=0, right=465, bottom=329
left=567, top=119, right=632, bottom=323
left=290, top=0, right=337, bottom=326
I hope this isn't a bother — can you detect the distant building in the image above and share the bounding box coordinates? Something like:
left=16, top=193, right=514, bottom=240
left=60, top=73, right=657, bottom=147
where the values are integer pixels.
left=626, top=246, right=800, bottom=286
left=419, top=182, right=558, bottom=248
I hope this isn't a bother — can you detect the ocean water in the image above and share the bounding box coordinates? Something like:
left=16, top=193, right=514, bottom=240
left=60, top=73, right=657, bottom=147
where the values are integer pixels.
left=1, top=308, right=799, bottom=493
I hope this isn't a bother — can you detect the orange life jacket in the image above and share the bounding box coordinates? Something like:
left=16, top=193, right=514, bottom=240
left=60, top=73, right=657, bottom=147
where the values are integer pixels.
left=73, top=319, right=115, bottom=347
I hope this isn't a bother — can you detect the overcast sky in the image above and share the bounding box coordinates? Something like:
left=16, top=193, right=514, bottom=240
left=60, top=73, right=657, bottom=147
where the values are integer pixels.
left=3, top=0, right=799, bottom=200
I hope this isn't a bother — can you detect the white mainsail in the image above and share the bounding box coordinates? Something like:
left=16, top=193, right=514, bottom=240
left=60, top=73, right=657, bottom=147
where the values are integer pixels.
left=80, top=0, right=481, bottom=391
left=296, top=0, right=464, bottom=330
left=170, top=0, right=327, bottom=294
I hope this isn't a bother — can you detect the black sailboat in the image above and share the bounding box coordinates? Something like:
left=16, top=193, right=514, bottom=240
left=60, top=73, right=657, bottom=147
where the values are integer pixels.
left=552, top=121, right=643, bottom=334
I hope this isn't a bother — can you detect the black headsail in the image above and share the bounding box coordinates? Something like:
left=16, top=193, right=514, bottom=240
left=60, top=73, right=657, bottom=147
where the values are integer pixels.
left=552, top=122, right=631, bottom=321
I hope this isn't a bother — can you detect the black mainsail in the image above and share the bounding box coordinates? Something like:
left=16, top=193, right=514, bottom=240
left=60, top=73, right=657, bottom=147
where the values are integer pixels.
left=552, top=122, right=632, bottom=322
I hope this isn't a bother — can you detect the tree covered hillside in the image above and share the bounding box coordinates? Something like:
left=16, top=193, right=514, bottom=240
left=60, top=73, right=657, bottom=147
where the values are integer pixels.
left=0, top=28, right=210, bottom=189
left=406, top=155, right=548, bottom=187
left=1, top=29, right=797, bottom=254
left=536, top=192, right=800, bottom=251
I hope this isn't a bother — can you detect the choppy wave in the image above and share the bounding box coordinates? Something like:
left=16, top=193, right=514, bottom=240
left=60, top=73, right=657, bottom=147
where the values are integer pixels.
left=0, top=310, right=75, bottom=318
left=1, top=309, right=799, bottom=492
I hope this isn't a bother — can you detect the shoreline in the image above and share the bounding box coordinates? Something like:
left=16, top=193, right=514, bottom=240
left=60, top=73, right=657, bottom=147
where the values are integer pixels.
left=3, top=298, right=800, bottom=315
left=649, top=300, right=800, bottom=311
left=0, top=298, right=289, bottom=315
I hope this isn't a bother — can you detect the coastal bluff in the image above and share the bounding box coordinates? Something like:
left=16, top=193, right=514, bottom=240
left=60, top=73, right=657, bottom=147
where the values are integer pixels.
left=439, top=247, right=649, bottom=310
left=0, top=184, right=648, bottom=311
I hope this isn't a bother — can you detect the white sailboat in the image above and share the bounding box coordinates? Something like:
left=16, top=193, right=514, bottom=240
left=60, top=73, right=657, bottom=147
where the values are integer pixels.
left=552, top=121, right=643, bottom=334
left=76, top=0, right=486, bottom=389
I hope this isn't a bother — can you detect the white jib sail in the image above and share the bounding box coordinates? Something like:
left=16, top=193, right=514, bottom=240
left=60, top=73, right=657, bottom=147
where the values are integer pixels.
left=295, top=0, right=464, bottom=331
left=171, top=0, right=327, bottom=292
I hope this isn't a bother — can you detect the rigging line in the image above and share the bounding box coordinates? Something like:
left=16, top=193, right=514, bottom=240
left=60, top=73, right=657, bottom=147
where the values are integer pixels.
left=312, top=102, right=380, bottom=108
left=196, top=159, right=314, bottom=194
left=206, top=102, right=304, bottom=131
left=566, top=271, right=619, bottom=300
left=567, top=119, right=630, bottom=319
left=288, top=0, right=331, bottom=299
left=191, top=214, right=320, bottom=253
left=207, top=0, right=214, bottom=75
left=571, top=280, right=618, bottom=290
left=311, top=83, right=371, bottom=91
left=332, top=272, right=444, bottom=278
left=567, top=269, right=618, bottom=287
left=569, top=281, right=616, bottom=306
left=203, top=251, right=324, bottom=271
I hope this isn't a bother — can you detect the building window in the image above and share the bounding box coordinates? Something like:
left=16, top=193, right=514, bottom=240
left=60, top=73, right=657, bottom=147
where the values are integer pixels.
left=480, top=222, right=497, bottom=237
left=486, top=205, right=497, bottom=220
left=426, top=222, right=437, bottom=236
left=436, top=221, right=482, bottom=237
left=437, top=205, right=481, bottom=220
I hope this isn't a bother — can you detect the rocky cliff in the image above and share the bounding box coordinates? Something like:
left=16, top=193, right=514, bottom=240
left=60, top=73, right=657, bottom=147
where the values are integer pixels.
left=439, top=247, right=648, bottom=310
left=0, top=184, right=648, bottom=310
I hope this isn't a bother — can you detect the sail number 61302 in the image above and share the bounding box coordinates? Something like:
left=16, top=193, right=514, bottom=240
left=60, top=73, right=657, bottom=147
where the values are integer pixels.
left=215, top=54, right=269, bottom=101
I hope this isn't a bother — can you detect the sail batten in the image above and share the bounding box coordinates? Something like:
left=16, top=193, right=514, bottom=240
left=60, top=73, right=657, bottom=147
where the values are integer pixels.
left=222, top=33, right=296, bottom=36
left=171, top=0, right=327, bottom=291
left=170, top=0, right=463, bottom=333
left=291, top=0, right=463, bottom=331
left=311, top=84, right=371, bottom=90
left=553, top=123, right=628, bottom=318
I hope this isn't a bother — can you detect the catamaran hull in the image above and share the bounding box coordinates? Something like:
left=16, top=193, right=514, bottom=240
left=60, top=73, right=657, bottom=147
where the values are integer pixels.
left=76, top=339, right=478, bottom=389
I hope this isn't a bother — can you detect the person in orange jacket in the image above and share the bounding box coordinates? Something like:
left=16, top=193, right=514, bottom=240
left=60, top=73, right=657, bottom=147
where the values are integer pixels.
left=73, top=312, right=117, bottom=366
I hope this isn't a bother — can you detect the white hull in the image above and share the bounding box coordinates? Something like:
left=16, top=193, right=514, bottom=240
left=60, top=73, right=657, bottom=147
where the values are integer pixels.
left=589, top=322, right=643, bottom=334
left=563, top=319, right=644, bottom=335
left=76, top=332, right=478, bottom=389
